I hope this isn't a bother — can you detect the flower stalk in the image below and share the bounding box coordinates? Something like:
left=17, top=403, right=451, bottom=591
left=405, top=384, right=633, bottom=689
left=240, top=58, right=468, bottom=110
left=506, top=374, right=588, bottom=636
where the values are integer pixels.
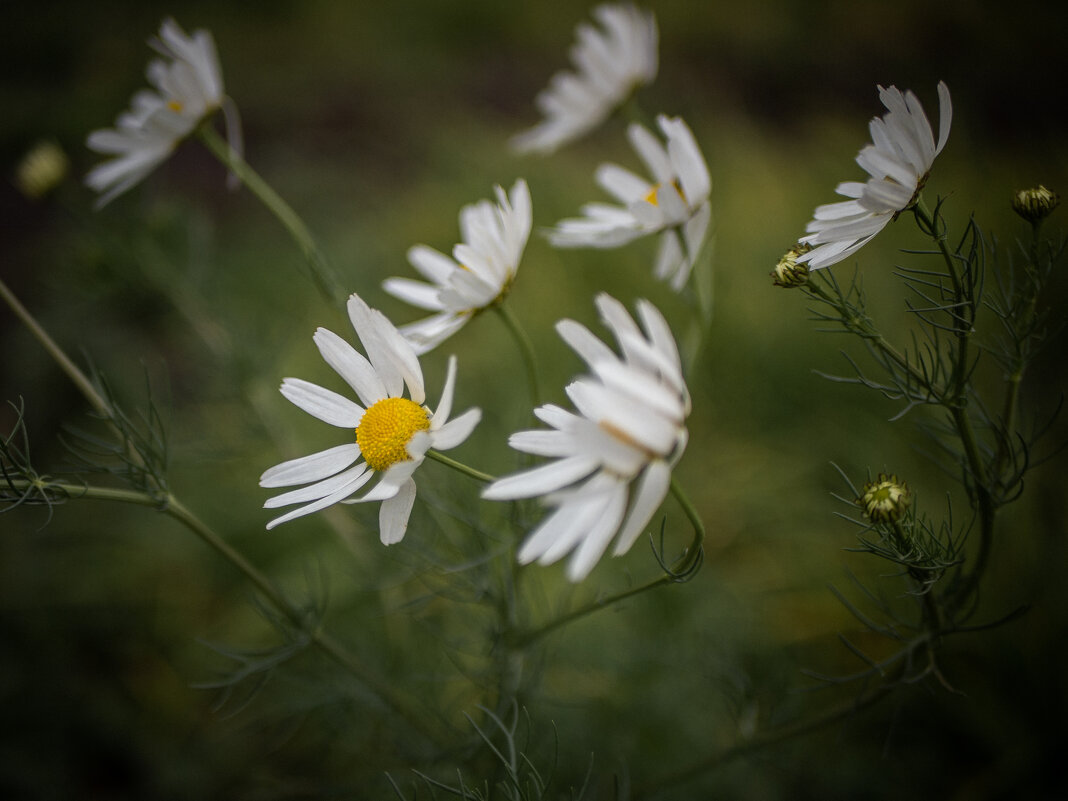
left=197, top=124, right=347, bottom=306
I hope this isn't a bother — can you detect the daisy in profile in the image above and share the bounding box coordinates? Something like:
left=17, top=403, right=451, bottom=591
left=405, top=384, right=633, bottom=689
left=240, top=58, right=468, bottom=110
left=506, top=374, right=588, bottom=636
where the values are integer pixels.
left=382, top=179, right=532, bottom=354
left=483, top=293, right=690, bottom=582
left=86, top=18, right=238, bottom=207
left=547, top=114, right=712, bottom=290
left=797, top=81, right=952, bottom=270
left=260, top=293, right=481, bottom=543
left=511, top=3, right=658, bottom=155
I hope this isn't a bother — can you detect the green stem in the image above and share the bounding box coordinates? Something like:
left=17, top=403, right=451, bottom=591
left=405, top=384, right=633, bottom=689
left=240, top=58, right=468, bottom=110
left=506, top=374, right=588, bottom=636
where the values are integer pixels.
left=0, top=277, right=110, bottom=418
left=493, top=303, right=541, bottom=409
left=426, top=449, right=495, bottom=483
left=633, top=672, right=900, bottom=797
left=912, top=202, right=972, bottom=399
left=197, top=125, right=347, bottom=306
left=510, top=477, right=704, bottom=648
left=2, top=285, right=445, bottom=744
left=805, top=277, right=932, bottom=395
left=11, top=479, right=450, bottom=747
left=911, top=202, right=997, bottom=612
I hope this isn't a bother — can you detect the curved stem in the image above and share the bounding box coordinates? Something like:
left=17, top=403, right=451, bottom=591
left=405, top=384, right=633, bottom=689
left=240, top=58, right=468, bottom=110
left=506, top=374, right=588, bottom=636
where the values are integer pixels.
left=493, top=303, right=541, bottom=410
left=426, top=449, right=496, bottom=483
left=804, top=277, right=933, bottom=396
left=910, top=202, right=998, bottom=612
left=633, top=674, right=899, bottom=798
left=197, top=125, right=347, bottom=307
left=10, top=479, right=451, bottom=747
left=0, top=277, right=110, bottom=418
left=510, top=477, right=704, bottom=648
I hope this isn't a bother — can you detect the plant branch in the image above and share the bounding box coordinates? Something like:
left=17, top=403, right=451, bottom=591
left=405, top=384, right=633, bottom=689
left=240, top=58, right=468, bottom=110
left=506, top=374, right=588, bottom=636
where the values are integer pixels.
left=197, top=124, right=347, bottom=306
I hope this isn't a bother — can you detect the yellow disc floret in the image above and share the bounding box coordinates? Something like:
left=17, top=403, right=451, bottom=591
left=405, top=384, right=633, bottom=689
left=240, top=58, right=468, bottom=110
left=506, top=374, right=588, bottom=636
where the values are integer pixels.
left=356, top=397, right=431, bottom=472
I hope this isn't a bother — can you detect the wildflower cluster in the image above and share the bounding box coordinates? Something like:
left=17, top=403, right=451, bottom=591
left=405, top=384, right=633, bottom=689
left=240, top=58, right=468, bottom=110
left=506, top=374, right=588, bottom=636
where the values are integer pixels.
left=4, top=4, right=1063, bottom=798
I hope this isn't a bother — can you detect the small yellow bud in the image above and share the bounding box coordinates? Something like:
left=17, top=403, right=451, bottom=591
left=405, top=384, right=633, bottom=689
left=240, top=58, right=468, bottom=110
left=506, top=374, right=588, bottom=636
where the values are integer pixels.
left=857, top=474, right=911, bottom=524
left=15, top=140, right=69, bottom=200
left=1012, top=186, right=1060, bottom=223
left=771, top=243, right=811, bottom=288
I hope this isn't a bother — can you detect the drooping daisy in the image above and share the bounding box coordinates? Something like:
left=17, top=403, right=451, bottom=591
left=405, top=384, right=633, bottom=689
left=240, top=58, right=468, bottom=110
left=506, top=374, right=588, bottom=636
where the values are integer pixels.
left=483, top=293, right=689, bottom=582
left=547, top=114, right=712, bottom=290
left=260, top=293, right=481, bottom=543
left=382, top=179, right=532, bottom=354
left=511, top=3, right=658, bottom=155
left=796, top=81, right=952, bottom=270
left=86, top=18, right=236, bottom=207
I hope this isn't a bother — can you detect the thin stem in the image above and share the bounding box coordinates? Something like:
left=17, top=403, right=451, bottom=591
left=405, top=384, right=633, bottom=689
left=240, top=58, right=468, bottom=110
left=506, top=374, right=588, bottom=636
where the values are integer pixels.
left=910, top=202, right=998, bottom=612
left=493, top=303, right=541, bottom=410
left=2, top=287, right=446, bottom=744
left=426, top=449, right=496, bottom=483
left=510, top=477, right=704, bottom=648
left=0, top=277, right=110, bottom=418
left=633, top=674, right=899, bottom=798
left=912, top=202, right=971, bottom=399
left=804, top=277, right=932, bottom=395
left=10, top=479, right=451, bottom=747
left=197, top=125, right=347, bottom=306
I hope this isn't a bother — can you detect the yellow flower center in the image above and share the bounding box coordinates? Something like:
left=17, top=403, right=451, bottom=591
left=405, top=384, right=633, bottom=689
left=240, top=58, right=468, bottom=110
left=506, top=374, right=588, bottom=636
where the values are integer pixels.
left=167, top=99, right=184, bottom=113
left=356, top=397, right=431, bottom=472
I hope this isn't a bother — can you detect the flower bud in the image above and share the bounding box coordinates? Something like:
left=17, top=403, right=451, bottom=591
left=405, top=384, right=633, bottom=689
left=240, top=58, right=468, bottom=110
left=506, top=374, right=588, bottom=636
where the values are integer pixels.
left=1012, top=185, right=1060, bottom=223
left=771, top=244, right=811, bottom=288
left=15, top=140, right=69, bottom=200
left=857, top=474, right=910, bottom=523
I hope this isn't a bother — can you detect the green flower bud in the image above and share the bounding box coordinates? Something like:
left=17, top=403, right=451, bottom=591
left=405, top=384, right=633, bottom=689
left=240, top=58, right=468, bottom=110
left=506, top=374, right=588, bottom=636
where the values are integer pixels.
left=1012, top=185, right=1060, bottom=223
left=15, top=140, right=69, bottom=200
left=857, top=474, right=911, bottom=523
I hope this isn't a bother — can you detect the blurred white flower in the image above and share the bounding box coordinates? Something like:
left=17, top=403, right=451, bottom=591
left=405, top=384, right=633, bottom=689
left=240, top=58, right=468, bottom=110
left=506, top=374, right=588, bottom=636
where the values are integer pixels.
left=260, top=293, right=481, bottom=543
left=547, top=114, right=712, bottom=290
left=483, top=293, right=689, bottom=582
left=85, top=18, right=232, bottom=207
left=797, top=81, right=952, bottom=270
left=511, top=3, right=658, bottom=155
left=382, top=179, right=532, bottom=354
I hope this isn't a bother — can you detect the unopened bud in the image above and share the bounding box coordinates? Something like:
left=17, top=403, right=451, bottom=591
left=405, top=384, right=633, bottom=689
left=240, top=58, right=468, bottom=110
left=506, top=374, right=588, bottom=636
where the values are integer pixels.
left=15, top=140, right=69, bottom=200
left=1012, top=185, right=1060, bottom=223
left=857, top=473, right=911, bottom=523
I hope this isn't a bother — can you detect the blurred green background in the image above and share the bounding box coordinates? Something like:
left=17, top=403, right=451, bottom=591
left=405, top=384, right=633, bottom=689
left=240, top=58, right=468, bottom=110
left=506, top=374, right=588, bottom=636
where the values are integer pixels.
left=2, top=1, right=1067, bottom=798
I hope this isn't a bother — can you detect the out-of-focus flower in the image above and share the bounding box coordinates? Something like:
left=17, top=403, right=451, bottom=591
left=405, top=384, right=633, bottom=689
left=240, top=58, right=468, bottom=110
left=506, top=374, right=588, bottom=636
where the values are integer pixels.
left=771, top=243, right=811, bottom=288
left=547, top=114, right=712, bottom=290
left=16, top=140, right=69, bottom=199
left=1012, top=185, right=1060, bottom=224
left=260, top=293, right=481, bottom=543
left=511, top=3, right=658, bottom=155
left=483, top=293, right=689, bottom=582
left=86, top=18, right=231, bottom=207
left=382, top=179, right=532, bottom=354
left=857, top=473, right=911, bottom=524
left=797, top=82, right=952, bottom=271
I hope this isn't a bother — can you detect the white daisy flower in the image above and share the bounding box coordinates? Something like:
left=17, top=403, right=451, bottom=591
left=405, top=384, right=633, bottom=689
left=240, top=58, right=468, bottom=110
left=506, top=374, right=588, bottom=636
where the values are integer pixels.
left=547, top=114, right=712, bottom=290
left=382, top=179, right=533, bottom=355
left=797, top=81, right=952, bottom=270
left=511, top=3, right=658, bottom=155
left=86, top=18, right=233, bottom=207
left=260, top=293, right=482, bottom=543
left=483, top=293, right=690, bottom=582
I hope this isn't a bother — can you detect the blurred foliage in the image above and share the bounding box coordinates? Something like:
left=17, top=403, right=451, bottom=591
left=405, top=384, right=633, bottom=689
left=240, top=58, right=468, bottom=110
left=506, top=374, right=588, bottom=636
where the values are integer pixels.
left=2, top=1, right=1067, bottom=799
